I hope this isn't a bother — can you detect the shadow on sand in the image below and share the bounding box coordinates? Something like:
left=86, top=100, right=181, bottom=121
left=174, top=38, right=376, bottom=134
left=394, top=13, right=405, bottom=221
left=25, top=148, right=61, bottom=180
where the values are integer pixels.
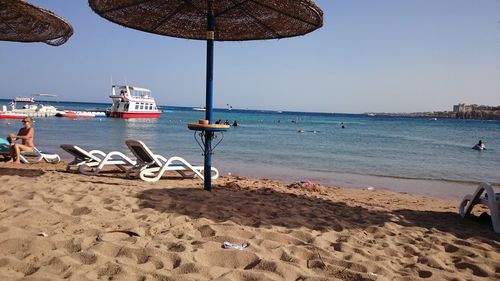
left=0, top=167, right=45, bottom=177
left=136, top=185, right=498, bottom=241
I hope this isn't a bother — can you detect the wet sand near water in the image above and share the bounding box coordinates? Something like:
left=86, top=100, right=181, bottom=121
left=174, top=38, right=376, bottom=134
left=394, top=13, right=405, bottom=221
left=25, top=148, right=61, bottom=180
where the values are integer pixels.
left=219, top=160, right=484, bottom=200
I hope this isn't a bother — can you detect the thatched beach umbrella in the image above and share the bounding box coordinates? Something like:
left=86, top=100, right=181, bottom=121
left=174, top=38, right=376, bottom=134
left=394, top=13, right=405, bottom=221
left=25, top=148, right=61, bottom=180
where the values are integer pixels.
left=88, top=0, right=324, bottom=191
left=0, top=0, right=73, bottom=46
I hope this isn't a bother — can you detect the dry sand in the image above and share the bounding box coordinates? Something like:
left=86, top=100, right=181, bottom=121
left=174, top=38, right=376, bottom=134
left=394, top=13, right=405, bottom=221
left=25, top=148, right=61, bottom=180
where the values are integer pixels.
left=0, top=162, right=498, bottom=281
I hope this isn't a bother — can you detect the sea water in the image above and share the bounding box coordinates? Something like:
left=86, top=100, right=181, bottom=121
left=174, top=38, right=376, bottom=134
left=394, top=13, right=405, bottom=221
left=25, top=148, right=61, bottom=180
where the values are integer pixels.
left=1, top=100, right=498, bottom=199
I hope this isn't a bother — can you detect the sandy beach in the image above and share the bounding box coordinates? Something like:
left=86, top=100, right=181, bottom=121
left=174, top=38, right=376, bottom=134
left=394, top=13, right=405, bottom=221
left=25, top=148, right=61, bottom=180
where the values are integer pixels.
left=0, top=162, right=498, bottom=281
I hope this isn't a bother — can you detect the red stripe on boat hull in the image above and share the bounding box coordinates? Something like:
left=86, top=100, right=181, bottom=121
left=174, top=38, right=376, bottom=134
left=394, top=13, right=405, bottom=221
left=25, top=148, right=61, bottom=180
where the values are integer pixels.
left=0, top=115, right=27, bottom=119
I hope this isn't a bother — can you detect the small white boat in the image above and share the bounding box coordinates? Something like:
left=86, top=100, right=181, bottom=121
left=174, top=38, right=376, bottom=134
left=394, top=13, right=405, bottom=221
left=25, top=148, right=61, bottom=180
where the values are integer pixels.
left=106, top=85, right=161, bottom=118
left=192, top=107, right=206, bottom=112
left=1, top=100, right=59, bottom=118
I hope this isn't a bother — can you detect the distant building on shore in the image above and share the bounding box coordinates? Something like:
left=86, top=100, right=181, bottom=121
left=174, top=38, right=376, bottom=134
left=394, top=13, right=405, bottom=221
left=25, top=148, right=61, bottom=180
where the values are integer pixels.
left=453, top=103, right=472, bottom=113
left=453, top=103, right=500, bottom=113
left=370, top=103, right=500, bottom=120
left=452, top=103, right=500, bottom=120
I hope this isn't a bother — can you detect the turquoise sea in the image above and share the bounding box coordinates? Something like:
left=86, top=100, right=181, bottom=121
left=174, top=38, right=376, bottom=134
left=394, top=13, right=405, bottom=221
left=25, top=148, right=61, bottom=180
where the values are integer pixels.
left=1, top=100, right=499, bottom=199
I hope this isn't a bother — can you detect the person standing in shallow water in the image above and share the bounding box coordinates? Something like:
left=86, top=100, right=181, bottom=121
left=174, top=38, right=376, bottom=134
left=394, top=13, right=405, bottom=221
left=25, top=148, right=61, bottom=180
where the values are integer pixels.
left=6, top=117, right=35, bottom=163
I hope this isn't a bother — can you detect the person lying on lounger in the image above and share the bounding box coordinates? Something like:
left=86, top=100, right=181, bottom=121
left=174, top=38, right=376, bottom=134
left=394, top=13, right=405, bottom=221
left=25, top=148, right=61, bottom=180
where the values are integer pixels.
left=6, top=117, right=35, bottom=163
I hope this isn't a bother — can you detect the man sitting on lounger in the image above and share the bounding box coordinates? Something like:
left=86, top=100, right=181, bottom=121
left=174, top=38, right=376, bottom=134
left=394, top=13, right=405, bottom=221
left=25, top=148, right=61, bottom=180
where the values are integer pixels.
left=6, top=117, right=35, bottom=163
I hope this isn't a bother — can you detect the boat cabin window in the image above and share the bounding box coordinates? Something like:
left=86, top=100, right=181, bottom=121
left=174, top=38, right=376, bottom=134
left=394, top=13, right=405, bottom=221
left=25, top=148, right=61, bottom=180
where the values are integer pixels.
left=135, top=104, right=139, bottom=110
left=129, top=89, right=151, bottom=99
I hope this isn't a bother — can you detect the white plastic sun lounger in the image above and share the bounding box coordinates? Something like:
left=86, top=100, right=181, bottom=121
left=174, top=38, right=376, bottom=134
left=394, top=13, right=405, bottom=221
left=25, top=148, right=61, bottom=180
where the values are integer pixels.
left=0, top=140, right=60, bottom=164
left=458, top=182, right=500, bottom=233
left=60, top=144, right=135, bottom=174
left=19, top=147, right=61, bottom=164
left=125, top=139, right=219, bottom=183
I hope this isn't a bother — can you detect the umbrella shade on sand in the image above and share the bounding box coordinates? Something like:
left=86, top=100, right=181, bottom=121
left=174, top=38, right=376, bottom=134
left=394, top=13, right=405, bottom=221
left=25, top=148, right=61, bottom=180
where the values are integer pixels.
left=89, top=0, right=324, bottom=191
left=0, top=0, right=73, bottom=46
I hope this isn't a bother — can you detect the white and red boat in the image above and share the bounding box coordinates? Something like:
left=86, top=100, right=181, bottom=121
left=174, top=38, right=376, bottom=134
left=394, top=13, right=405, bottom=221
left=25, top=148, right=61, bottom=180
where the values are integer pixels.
left=0, top=112, right=28, bottom=119
left=106, top=85, right=161, bottom=118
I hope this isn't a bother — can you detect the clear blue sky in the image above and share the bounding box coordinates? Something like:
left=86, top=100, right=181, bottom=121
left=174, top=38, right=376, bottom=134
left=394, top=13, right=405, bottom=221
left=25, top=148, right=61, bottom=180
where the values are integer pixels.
left=1, top=0, right=499, bottom=113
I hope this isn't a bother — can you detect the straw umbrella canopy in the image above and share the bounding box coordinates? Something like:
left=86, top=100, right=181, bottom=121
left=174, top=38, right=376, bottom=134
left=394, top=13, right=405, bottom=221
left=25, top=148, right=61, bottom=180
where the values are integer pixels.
left=0, top=0, right=73, bottom=46
left=88, top=0, right=323, bottom=41
left=89, top=0, right=324, bottom=191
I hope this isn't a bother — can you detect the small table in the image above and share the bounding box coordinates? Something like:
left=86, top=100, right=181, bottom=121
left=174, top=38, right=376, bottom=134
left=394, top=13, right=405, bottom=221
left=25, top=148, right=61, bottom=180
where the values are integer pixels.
left=187, top=123, right=230, bottom=132
left=187, top=123, right=230, bottom=155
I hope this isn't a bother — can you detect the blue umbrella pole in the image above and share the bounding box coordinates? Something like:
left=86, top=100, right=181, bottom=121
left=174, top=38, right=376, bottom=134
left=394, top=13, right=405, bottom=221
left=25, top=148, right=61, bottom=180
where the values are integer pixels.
left=204, top=14, right=215, bottom=191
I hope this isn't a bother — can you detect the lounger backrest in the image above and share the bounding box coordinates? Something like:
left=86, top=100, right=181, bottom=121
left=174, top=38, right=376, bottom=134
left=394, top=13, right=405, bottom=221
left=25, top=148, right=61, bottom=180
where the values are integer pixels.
left=125, top=140, right=161, bottom=167
left=60, top=144, right=101, bottom=162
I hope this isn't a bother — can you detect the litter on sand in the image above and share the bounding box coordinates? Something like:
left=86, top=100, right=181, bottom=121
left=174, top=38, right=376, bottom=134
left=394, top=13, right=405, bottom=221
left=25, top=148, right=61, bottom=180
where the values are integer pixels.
left=287, top=179, right=320, bottom=189
left=300, top=179, right=316, bottom=185
left=222, top=241, right=249, bottom=250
